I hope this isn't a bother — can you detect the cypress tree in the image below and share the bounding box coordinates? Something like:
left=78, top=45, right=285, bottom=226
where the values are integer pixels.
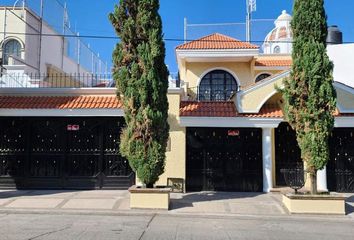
left=109, top=0, right=169, bottom=188
left=282, top=0, right=336, bottom=194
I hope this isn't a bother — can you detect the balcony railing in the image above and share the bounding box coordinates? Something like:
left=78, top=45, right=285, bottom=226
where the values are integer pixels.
left=186, top=86, right=236, bottom=101
left=0, top=73, right=114, bottom=88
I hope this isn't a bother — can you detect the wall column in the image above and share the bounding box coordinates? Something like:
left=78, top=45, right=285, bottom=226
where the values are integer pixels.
left=262, top=128, right=273, bottom=192
left=317, top=166, right=328, bottom=192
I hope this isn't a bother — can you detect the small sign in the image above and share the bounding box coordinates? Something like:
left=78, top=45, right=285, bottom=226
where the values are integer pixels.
left=67, top=125, right=80, bottom=131
left=228, top=130, right=240, bottom=136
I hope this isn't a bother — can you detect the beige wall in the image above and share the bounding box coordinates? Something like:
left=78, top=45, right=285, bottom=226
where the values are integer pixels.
left=155, top=91, right=186, bottom=188
left=180, top=61, right=254, bottom=96
left=238, top=76, right=285, bottom=112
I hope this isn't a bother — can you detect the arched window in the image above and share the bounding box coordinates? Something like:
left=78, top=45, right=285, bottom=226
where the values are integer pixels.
left=3, top=39, right=21, bottom=65
left=255, top=73, right=271, bottom=83
left=198, top=70, right=238, bottom=101
left=273, top=45, right=281, bottom=54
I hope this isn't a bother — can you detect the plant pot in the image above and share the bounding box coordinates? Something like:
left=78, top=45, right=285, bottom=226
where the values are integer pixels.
left=282, top=193, right=346, bottom=215
left=129, top=185, right=172, bottom=210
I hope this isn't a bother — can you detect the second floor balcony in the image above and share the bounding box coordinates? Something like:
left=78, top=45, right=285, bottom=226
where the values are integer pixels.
left=0, top=71, right=114, bottom=88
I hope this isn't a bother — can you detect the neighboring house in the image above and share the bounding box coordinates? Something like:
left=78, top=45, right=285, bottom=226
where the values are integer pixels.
left=0, top=6, right=108, bottom=88
left=0, top=10, right=353, bottom=193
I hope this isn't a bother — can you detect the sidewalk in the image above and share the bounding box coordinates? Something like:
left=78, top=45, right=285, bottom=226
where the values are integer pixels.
left=0, top=189, right=353, bottom=217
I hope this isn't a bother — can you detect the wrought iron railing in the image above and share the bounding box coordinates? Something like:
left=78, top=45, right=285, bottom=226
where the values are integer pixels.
left=186, top=86, right=236, bottom=101
left=0, top=73, right=114, bottom=88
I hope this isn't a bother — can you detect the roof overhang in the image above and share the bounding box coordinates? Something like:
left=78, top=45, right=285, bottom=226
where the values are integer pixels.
left=179, top=116, right=282, bottom=128
left=0, top=108, right=124, bottom=117
left=176, top=49, right=259, bottom=68
left=254, top=66, right=290, bottom=71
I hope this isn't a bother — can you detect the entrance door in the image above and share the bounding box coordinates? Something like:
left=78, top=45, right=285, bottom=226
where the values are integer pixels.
left=275, top=122, right=303, bottom=186
left=328, top=128, right=354, bottom=192
left=186, top=128, right=263, bottom=192
left=0, top=117, right=133, bottom=189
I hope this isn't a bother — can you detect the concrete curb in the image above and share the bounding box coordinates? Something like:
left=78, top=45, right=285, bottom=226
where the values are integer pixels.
left=0, top=207, right=352, bottom=222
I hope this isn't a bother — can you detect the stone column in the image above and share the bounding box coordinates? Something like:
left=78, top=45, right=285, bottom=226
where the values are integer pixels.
left=317, top=166, right=328, bottom=192
left=262, top=128, right=273, bottom=192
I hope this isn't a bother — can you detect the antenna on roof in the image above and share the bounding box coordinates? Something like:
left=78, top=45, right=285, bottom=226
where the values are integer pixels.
left=246, top=0, right=256, bottom=42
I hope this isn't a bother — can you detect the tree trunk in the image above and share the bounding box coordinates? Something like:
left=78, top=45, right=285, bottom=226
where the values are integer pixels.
left=309, top=171, right=317, bottom=195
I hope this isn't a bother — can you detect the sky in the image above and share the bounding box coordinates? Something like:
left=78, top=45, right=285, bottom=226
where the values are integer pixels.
left=2, top=0, right=354, bottom=73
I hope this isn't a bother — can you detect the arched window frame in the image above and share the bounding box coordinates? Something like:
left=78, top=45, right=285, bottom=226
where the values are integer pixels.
left=254, top=72, right=272, bottom=83
left=1, top=38, right=23, bottom=65
left=197, top=68, right=239, bottom=101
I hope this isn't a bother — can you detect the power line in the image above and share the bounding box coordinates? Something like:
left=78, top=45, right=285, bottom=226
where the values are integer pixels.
left=1, top=31, right=352, bottom=44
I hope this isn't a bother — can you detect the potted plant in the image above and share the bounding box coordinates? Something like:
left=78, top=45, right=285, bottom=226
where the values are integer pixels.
left=280, top=0, right=346, bottom=214
left=109, top=0, right=171, bottom=210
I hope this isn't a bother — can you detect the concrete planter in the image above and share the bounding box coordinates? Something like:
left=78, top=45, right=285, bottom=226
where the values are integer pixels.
left=282, top=193, right=346, bottom=215
left=129, top=185, right=171, bottom=210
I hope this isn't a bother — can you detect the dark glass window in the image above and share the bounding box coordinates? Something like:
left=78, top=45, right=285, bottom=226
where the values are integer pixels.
left=198, top=70, right=238, bottom=101
left=3, top=39, right=21, bottom=65
left=255, top=73, right=271, bottom=83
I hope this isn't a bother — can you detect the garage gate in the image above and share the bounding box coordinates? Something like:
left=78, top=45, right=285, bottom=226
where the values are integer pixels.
left=0, top=117, right=134, bottom=189
left=186, top=128, right=263, bottom=192
left=275, top=123, right=354, bottom=192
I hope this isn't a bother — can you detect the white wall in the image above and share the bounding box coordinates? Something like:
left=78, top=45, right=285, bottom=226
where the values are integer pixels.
left=0, top=7, right=92, bottom=76
left=327, top=44, right=354, bottom=88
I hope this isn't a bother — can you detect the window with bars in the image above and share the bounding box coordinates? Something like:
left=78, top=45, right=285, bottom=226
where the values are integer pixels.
left=198, top=70, right=238, bottom=101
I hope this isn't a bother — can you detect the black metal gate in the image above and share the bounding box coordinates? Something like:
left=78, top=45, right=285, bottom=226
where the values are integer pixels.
left=0, top=117, right=134, bottom=189
left=328, top=128, right=354, bottom=192
left=186, top=128, right=263, bottom=192
left=275, top=122, right=303, bottom=186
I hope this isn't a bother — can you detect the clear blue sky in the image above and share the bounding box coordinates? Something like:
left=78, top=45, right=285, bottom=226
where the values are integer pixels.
left=2, top=0, right=354, bottom=73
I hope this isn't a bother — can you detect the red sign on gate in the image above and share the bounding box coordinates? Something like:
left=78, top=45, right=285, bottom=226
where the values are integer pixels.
left=67, top=125, right=80, bottom=131
left=228, top=129, right=240, bottom=136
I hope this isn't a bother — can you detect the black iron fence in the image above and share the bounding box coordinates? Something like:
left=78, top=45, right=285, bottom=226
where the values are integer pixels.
left=0, top=73, right=114, bottom=88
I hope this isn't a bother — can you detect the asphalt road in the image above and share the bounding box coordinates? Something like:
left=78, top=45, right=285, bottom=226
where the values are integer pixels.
left=0, top=212, right=354, bottom=240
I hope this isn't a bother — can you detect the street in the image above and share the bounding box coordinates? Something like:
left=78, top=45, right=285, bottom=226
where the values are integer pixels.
left=0, top=212, right=353, bottom=240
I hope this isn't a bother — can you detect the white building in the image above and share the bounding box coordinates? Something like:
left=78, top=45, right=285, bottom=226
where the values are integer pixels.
left=263, top=10, right=293, bottom=55
left=0, top=3, right=108, bottom=87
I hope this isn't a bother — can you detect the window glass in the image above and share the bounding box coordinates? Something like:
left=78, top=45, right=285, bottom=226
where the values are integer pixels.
left=198, top=70, right=238, bottom=101
left=255, top=73, right=271, bottom=83
left=3, top=39, right=21, bottom=65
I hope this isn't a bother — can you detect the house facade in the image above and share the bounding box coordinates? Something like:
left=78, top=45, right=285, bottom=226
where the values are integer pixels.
left=0, top=10, right=353, bottom=192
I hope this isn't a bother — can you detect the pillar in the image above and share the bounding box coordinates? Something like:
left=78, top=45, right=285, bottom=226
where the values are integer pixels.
left=262, top=128, right=273, bottom=192
left=317, top=166, right=328, bottom=192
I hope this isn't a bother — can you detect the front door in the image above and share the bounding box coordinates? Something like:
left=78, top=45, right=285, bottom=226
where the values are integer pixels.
left=186, top=128, right=263, bottom=192
left=328, top=128, right=354, bottom=192
left=275, top=122, right=303, bottom=186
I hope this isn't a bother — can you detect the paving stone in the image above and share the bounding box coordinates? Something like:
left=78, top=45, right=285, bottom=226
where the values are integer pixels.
left=61, top=199, right=117, bottom=210
left=5, top=199, right=64, bottom=209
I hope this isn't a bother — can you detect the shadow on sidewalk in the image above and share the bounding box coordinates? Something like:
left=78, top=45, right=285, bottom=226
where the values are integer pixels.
left=0, top=189, right=78, bottom=199
left=345, top=195, right=354, bottom=214
left=170, top=191, right=265, bottom=210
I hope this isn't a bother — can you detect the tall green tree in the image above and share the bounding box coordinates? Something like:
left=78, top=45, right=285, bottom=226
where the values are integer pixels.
left=109, top=0, right=169, bottom=188
left=282, top=0, right=336, bottom=194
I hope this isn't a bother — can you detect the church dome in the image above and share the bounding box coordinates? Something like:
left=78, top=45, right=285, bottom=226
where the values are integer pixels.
left=263, top=10, right=293, bottom=54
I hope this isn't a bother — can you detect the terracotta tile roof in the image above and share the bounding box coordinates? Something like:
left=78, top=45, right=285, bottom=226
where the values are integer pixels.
left=0, top=96, right=122, bottom=109
left=180, top=101, right=283, bottom=118
left=255, top=59, right=292, bottom=67
left=176, top=33, right=259, bottom=50
left=180, top=101, right=237, bottom=117
left=243, top=104, right=284, bottom=118
left=180, top=101, right=354, bottom=118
